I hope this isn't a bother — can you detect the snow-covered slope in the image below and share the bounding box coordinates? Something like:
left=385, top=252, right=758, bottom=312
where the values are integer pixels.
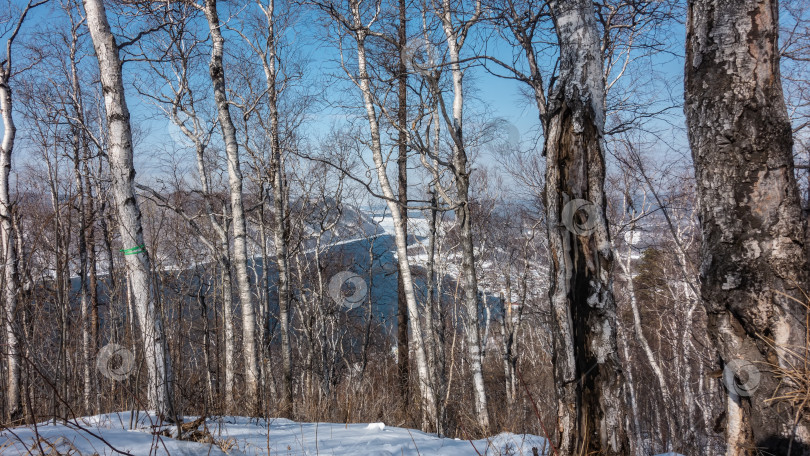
left=0, top=412, right=550, bottom=455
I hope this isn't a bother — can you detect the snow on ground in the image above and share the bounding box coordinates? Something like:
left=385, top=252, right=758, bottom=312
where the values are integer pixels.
left=0, top=412, right=550, bottom=455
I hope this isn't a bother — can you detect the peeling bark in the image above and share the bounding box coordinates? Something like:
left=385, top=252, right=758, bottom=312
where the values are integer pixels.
left=544, top=0, right=628, bottom=453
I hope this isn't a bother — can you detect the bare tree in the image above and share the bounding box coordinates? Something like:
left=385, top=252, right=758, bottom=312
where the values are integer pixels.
left=65, top=13, right=96, bottom=414
left=135, top=5, right=238, bottom=410
left=199, top=0, right=261, bottom=413
left=313, top=0, right=439, bottom=431
left=81, top=0, right=175, bottom=417
left=428, top=0, right=490, bottom=431
left=230, top=0, right=295, bottom=415
left=395, top=0, right=409, bottom=416
left=1, top=0, right=47, bottom=422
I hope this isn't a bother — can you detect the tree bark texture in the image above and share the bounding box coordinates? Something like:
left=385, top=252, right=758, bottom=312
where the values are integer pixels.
left=685, top=0, right=810, bottom=453
left=544, top=0, right=628, bottom=453
left=437, top=2, right=490, bottom=430
left=258, top=0, right=293, bottom=417
left=0, top=30, right=21, bottom=426
left=396, top=0, right=410, bottom=416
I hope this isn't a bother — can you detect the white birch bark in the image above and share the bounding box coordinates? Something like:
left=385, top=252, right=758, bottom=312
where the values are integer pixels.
left=200, top=0, right=261, bottom=413
left=72, top=132, right=93, bottom=414
left=65, top=18, right=95, bottom=414
left=82, top=0, right=174, bottom=416
left=0, top=20, right=21, bottom=426
left=154, top=20, right=238, bottom=407
left=617, top=322, right=643, bottom=455
left=435, top=0, right=490, bottom=431
left=0, top=0, right=47, bottom=422
left=616, top=221, right=676, bottom=449
left=188, top=125, right=237, bottom=409
left=254, top=0, right=293, bottom=415
left=347, top=2, right=438, bottom=428
left=166, top=54, right=237, bottom=408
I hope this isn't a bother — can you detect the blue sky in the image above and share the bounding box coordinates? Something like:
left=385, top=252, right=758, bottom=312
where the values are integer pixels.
left=5, top=0, right=691, bottom=196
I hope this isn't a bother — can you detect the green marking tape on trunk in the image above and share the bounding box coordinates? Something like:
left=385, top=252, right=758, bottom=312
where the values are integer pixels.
left=120, top=244, right=146, bottom=255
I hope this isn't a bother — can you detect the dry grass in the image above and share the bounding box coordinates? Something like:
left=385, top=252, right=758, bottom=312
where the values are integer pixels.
left=759, top=288, right=810, bottom=452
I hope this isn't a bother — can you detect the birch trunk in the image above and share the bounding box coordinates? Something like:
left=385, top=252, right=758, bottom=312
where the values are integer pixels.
left=616, top=224, right=676, bottom=449
left=618, top=322, right=644, bottom=455
left=0, top=32, right=21, bottom=426
left=426, top=185, right=447, bottom=435
left=85, top=155, right=100, bottom=414
left=351, top=15, right=438, bottom=429
left=269, top=44, right=293, bottom=420
left=67, top=22, right=95, bottom=414
left=82, top=0, right=174, bottom=416
left=202, top=0, right=260, bottom=413
left=219, top=254, right=236, bottom=408
left=437, top=3, right=490, bottom=431
left=502, top=247, right=528, bottom=405
left=256, top=0, right=292, bottom=415
left=544, top=0, right=627, bottom=453
left=169, top=113, right=237, bottom=408
left=194, top=141, right=236, bottom=408
left=684, top=0, right=810, bottom=453
left=166, top=40, right=237, bottom=408
left=72, top=130, right=93, bottom=414
left=0, top=0, right=44, bottom=422
left=631, top=153, right=710, bottom=444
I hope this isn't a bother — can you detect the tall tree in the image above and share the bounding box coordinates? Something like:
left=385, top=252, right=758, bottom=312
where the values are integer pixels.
left=81, top=0, right=174, bottom=416
left=0, top=0, right=45, bottom=423
left=684, top=0, right=810, bottom=453
left=253, top=0, right=293, bottom=416
left=543, top=0, right=628, bottom=453
left=431, top=0, right=490, bottom=431
left=135, top=6, right=238, bottom=409
left=395, top=0, right=410, bottom=416
left=200, top=0, right=261, bottom=413
left=315, top=0, right=439, bottom=431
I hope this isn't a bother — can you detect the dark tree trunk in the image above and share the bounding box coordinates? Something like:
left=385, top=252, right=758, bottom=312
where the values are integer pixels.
left=544, top=0, right=628, bottom=453
left=684, top=0, right=810, bottom=453
left=396, top=0, right=410, bottom=417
